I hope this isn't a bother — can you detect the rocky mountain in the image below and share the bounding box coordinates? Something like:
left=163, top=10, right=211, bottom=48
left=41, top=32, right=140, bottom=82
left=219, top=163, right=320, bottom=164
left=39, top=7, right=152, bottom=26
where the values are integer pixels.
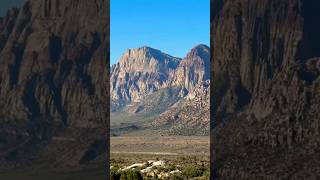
left=110, top=44, right=210, bottom=133
left=212, top=0, right=320, bottom=179
left=0, top=0, right=108, bottom=170
left=171, top=44, right=210, bottom=95
left=110, top=47, right=181, bottom=111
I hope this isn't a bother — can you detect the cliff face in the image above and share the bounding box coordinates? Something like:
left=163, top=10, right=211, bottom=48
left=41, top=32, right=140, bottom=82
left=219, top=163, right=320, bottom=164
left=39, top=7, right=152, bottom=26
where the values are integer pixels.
left=110, top=45, right=211, bottom=132
left=172, top=44, right=210, bottom=93
left=0, top=0, right=108, bottom=130
left=212, top=0, right=320, bottom=178
left=0, top=0, right=108, bottom=167
left=110, top=44, right=210, bottom=112
left=110, top=47, right=181, bottom=110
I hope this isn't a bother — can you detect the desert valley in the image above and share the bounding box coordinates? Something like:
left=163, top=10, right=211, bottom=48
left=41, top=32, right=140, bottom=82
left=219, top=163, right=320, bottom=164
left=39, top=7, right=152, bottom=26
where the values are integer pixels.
left=110, top=45, right=210, bottom=179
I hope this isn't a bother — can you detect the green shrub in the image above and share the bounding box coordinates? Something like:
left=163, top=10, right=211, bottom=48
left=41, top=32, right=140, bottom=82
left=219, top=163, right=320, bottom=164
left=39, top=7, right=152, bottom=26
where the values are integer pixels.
left=120, top=169, right=143, bottom=180
left=169, top=174, right=184, bottom=180
left=182, top=164, right=203, bottom=178
left=203, top=170, right=210, bottom=178
left=110, top=168, right=121, bottom=180
left=152, top=176, right=161, bottom=180
left=166, top=164, right=176, bottom=172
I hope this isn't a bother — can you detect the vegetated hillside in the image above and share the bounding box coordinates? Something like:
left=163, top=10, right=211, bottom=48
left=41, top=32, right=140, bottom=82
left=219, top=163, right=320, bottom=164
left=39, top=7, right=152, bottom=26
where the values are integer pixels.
left=212, top=0, right=320, bottom=179
left=0, top=0, right=109, bottom=169
left=110, top=45, right=210, bottom=134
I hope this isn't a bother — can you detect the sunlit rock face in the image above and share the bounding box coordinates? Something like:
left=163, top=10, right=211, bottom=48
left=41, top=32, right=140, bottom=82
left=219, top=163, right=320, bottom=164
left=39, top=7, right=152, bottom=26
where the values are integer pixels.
left=110, top=44, right=210, bottom=112
left=110, top=44, right=211, bottom=133
left=110, top=46, right=181, bottom=109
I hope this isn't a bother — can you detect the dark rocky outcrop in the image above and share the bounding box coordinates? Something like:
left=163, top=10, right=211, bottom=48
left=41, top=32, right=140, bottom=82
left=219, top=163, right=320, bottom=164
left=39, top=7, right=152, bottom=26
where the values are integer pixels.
left=212, top=0, right=320, bottom=179
left=0, top=0, right=109, bottom=169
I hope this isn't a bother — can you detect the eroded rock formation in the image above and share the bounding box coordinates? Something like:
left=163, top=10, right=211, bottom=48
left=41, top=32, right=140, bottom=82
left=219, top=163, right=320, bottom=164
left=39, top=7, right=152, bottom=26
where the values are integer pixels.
left=111, top=44, right=211, bottom=132
left=212, top=0, right=320, bottom=179
left=0, top=0, right=109, bottom=168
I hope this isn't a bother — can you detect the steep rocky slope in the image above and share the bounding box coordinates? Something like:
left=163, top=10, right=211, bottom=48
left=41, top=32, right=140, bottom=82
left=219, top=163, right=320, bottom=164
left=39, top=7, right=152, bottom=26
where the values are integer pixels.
left=212, top=0, right=320, bottom=179
left=152, top=80, right=210, bottom=135
left=0, top=0, right=108, bottom=169
left=110, top=47, right=181, bottom=111
left=111, top=45, right=210, bottom=133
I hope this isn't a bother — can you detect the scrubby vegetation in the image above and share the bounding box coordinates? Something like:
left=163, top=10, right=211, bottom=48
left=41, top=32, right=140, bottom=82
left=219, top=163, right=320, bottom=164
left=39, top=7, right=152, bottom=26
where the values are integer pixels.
left=111, top=168, right=143, bottom=180
left=182, top=164, right=209, bottom=179
left=168, top=125, right=209, bottom=136
left=110, top=158, right=209, bottom=180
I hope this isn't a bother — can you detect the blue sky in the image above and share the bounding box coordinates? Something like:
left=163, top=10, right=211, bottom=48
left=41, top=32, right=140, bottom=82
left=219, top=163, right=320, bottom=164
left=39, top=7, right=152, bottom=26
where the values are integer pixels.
left=111, top=0, right=210, bottom=64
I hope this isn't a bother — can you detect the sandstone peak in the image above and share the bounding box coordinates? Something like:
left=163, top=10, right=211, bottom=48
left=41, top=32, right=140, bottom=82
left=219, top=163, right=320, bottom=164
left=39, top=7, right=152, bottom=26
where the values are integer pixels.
left=192, top=44, right=210, bottom=51
left=186, top=44, right=210, bottom=59
left=118, top=46, right=181, bottom=65
left=111, top=44, right=210, bottom=111
left=125, top=46, right=159, bottom=55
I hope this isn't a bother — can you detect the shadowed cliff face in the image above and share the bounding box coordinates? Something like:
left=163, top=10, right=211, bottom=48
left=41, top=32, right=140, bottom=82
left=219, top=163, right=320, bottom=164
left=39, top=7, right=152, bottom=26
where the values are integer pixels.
left=0, top=0, right=109, bottom=168
left=0, top=0, right=108, bottom=130
left=212, top=0, right=320, bottom=179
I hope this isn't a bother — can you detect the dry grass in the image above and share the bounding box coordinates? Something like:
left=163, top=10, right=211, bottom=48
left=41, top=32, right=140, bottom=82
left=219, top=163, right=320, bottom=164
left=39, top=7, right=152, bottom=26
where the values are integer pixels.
left=111, top=135, right=209, bottom=156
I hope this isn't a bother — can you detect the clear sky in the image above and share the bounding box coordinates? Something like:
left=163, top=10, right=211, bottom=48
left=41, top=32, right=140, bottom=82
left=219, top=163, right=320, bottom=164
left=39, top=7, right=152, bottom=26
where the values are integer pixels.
left=0, top=0, right=24, bottom=16
left=111, top=0, right=210, bottom=64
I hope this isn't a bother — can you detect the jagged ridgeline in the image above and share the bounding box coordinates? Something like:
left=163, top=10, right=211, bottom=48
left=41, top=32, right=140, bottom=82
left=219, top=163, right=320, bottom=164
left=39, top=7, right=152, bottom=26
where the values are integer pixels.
left=0, top=0, right=109, bottom=169
left=212, top=0, right=320, bottom=179
left=110, top=45, right=210, bottom=135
